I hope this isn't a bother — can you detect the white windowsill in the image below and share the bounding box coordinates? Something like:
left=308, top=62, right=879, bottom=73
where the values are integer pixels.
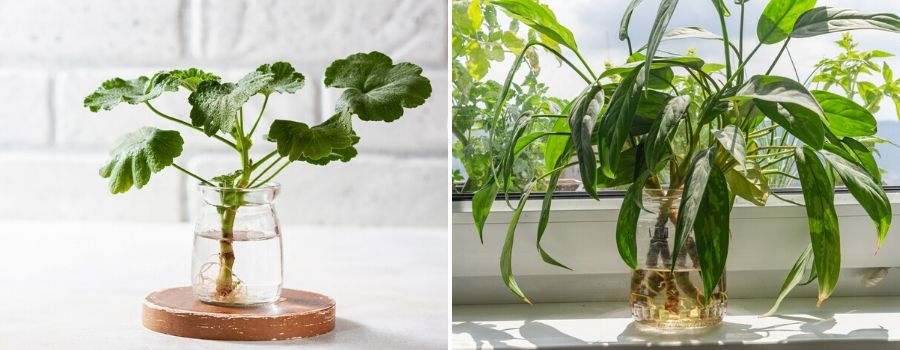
left=453, top=296, right=900, bottom=349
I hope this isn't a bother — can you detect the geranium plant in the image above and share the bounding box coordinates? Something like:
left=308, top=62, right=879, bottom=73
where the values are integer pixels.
left=471, top=0, right=899, bottom=316
left=85, top=52, right=431, bottom=302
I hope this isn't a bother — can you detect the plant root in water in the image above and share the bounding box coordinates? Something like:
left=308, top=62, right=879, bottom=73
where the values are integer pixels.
left=194, top=260, right=248, bottom=304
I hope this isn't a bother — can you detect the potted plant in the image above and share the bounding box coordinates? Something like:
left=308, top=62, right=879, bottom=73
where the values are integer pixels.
left=468, top=0, right=898, bottom=332
left=85, top=52, right=432, bottom=306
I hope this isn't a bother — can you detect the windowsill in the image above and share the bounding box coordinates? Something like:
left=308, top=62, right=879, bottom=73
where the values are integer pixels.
left=453, top=296, right=900, bottom=349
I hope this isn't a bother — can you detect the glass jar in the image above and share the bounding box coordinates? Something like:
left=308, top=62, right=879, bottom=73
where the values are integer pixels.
left=191, top=183, right=283, bottom=306
left=630, top=188, right=726, bottom=332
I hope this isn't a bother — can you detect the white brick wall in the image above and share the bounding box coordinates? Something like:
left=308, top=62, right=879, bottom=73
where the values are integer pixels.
left=0, top=0, right=448, bottom=227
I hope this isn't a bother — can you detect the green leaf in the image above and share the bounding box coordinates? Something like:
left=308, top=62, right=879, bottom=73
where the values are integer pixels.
left=255, top=62, right=306, bottom=96
left=794, top=146, right=841, bottom=307
left=169, top=68, right=221, bottom=92
left=763, top=244, right=814, bottom=316
left=189, top=70, right=274, bottom=136
left=730, top=75, right=825, bottom=149
left=84, top=73, right=179, bottom=112
left=598, top=145, right=640, bottom=188
left=325, top=51, right=432, bottom=122
left=757, top=0, right=817, bottom=44
left=99, top=127, right=184, bottom=194
left=600, top=68, right=643, bottom=178
left=620, top=0, right=644, bottom=41
left=672, top=148, right=716, bottom=268
left=493, top=0, right=578, bottom=51
left=472, top=179, right=499, bottom=243
left=468, top=0, right=484, bottom=30
left=569, top=86, right=604, bottom=199
left=544, top=118, right=570, bottom=172
left=821, top=149, right=891, bottom=249
left=645, top=95, right=690, bottom=172
left=500, top=112, right=533, bottom=191
left=693, top=165, right=730, bottom=305
left=792, top=7, right=900, bottom=39
left=712, top=0, right=731, bottom=17
left=841, top=137, right=880, bottom=183
left=640, top=0, right=680, bottom=90
left=616, top=172, right=650, bottom=270
left=537, top=147, right=573, bottom=270
left=501, top=186, right=534, bottom=304
left=514, top=132, right=552, bottom=154
left=267, top=111, right=357, bottom=161
left=714, top=125, right=747, bottom=168
left=212, top=170, right=243, bottom=188
left=724, top=160, right=770, bottom=206
left=813, top=90, right=877, bottom=137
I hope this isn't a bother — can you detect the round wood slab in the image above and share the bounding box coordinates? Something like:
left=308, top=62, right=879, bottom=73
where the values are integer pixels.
left=142, top=287, right=335, bottom=341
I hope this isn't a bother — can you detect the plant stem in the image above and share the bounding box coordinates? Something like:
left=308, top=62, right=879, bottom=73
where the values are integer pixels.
left=748, top=150, right=794, bottom=159
left=172, top=163, right=213, bottom=185
left=715, top=3, right=732, bottom=79
left=573, top=50, right=597, bottom=80
left=250, top=150, right=279, bottom=171
left=215, top=207, right=238, bottom=297
left=766, top=38, right=791, bottom=75
left=252, top=160, right=292, bottom=188
left=145, top=102, right=238, bottom=150
left=248, top=95, right=269, bottom=138
left=250, top=156, right=284, bottom=186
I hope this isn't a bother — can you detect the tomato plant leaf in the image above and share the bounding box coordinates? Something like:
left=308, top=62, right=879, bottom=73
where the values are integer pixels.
left=99, top=127, right=184, bottom=194
left=325, top=51, right=432, bottom=122
left=792, top=7, right=900, bottom=39
left=189, top=70, right=274, bottom=136
left=794, top=146, right=841, bottom=307
left=493, top=0, right=578, bottom=51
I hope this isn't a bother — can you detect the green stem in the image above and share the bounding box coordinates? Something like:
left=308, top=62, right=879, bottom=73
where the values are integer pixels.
left=172, top=163, right=213, bottom=185
left=250, top=156, right=284, bottom=186
left=145, top=102, right=238, bottom=150
left=573, top=50, right=597, bottom=80
left=248, top=95, right=269, bottom=138
left=748, top=150, right=794, bottom=159
left=766, top=38, right=791, bottom=75
left=252, top=160, right=292, bottom=188
left=215, top=207, right=238, bottom=297
left=251, top=150, right=279, bottom=171
left=715, top=3, right=733, bottom=79
left=530, top=42, right=592, bottom=84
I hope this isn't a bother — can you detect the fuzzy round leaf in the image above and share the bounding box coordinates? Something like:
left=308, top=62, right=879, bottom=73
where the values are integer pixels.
left=84, top=73, right=178, bottom=112
left=256, top=62, right=306, bottom=95
left=99, top=127, right=184, bottom=194
left=188, top=71, right=274, bottom=136
left=266, top=112, right=358, bottom=163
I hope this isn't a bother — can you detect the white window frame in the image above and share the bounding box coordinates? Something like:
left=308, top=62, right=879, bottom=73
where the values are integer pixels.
left=452, top=190, right=900, bottom=305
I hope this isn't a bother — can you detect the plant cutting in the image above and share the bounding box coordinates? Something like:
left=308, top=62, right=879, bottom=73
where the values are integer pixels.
left=469, top=0, right=899, bottom=331
left=85, top=52, right=432, bottom=306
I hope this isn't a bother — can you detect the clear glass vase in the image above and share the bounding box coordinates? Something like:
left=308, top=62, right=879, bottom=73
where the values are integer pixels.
left=630, top=188, right=726, bottom=332
left=191, top=183, right=283, bottom=306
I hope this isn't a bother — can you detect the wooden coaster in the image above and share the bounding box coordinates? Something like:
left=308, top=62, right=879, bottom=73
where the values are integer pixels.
left=142, top=287, right=335, bottom=341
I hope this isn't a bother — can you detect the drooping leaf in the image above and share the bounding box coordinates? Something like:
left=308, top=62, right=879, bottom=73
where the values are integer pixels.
left=714, top=125, right=747, bottom=168
left=99, top=127, right=184, bottom=194
left=645, top=95, right=690, bottom=172
left=324, top=51, right=432, bottom=122
left=544, top=117, right=571, bottom=172
left=501, top=185, right=534, bottom=304
left=255, top=62, right=306, bottom=95
left=672, top=148, right=716, bottom=268
left=600, top=68, right=642, bottom=178
left=794, top=146, right=841, bottom=307
left=757, top=0, right=817, bottom=44
left=569, top=86, right=604, bottom=199
left=169, top=68, right=221, bottom=92
left=729, top=75, right=825, bottom=149
left=620, top=0, right=644, bottom=41
left=472, top=179, right=499, bottom=243
left=493, top=0, right=578, bottom=51
left=756, top=102, right=825, bottom=150
left=812, top=90, right=877, bottom=137
left=537, top=145, right=574, bottom=270
left=842, top=137, right=880, bottom=183
left=724, top=160, right=770, bottom=206
left=189, top=70, right=274, bottom=136
left=266, top=111, right=357, bottom=161
left=616, top=171, right=650, bottom=270
left=693, top=165, right=730, bottom=305
left=792, top=7, right=900, bottom=39
left=640, top=0, right=680, bottom=90
left=501, top=112, right=533, bottom=191
left=822, top=149, right=891, bottom=249
left=763, top=244, right=814, bottom=316
left=84, top=72, right=179, bottom=112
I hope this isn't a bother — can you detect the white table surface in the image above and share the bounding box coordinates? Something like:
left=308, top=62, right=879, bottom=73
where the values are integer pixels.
left=453, top=297, right=900, bottom=349
left=0, top=221, right=448, bottom=349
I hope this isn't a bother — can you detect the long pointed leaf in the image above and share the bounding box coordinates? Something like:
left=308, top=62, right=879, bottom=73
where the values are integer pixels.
left=693, top=166, right=731, bottom=305
left=646, top=95, right=690, bottom=173
left=792, top=7, right=900, bottom=39
left=822, top=149, right=891, bottom=249
left=501, top=186, right=534, bottom=304
left=672, top=148, right=717, bottom=269
left=795, top=146, right=841, bottom=307
left=757, top=0, right=817, bottom=44
left=617, top=172, right=651, bottom=270
left=569, top=86, right=604, bottom=199
left=763, top=244, right=814, bottom=316
left=472, top=179, right=499, bottom=243
left=537, top=143, right=574, bottom=270
left=619, top=0, right=645, bottom=41
left=714, top=125, right=747, bottom=168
